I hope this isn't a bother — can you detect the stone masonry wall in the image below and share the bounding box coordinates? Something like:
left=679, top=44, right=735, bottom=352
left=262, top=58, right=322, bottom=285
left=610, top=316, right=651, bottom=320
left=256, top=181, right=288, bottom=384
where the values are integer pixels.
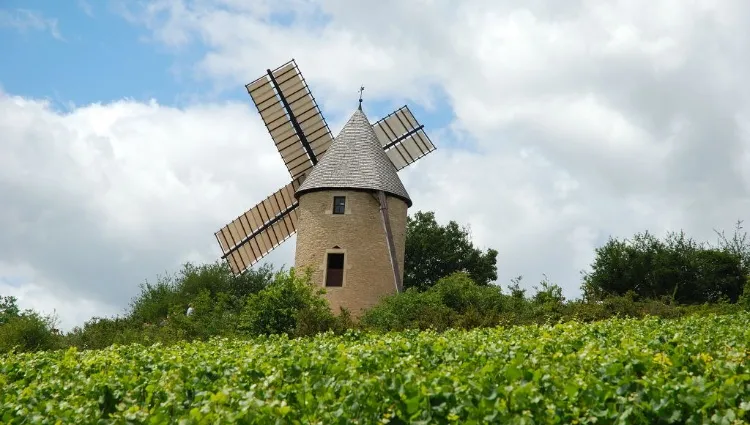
left=294, top=189, right=408, bottom=317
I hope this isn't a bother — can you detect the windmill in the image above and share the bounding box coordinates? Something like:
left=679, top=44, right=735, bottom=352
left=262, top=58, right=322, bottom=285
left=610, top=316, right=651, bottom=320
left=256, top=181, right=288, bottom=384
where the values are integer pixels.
left=214, top=59, right=436, bottom=284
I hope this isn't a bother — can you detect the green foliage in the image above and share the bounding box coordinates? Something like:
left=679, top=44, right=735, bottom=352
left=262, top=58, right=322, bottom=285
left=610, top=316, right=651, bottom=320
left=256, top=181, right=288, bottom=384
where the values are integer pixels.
left=0, top=294, right=61, bottom=354
left=564, top=293, right=740, bottom=324
left=0, top=295, right=21, bottom=326
left=0, top=312, right=60, bottom=354
left=239, top=268, right=339, bottom=337
left=10, top=218, right=750, bottom=355
left=739, top=275, right=750, bottom=310
left=128, top=261, right=273, bottom=325
left=430, top=272, right=503, bottom=313
left=582, top=225, right=749, bottom=304
left=63, top=316, right=136, bottom=351
left=359, top=287, right=457, bottom=332
left=62, top=261, right=274, bottom=350
left=3, top=313, right=750, bottom=423
left=531, top=274, right=565, bottom=305
left=714, top=220, right=750, bottom=269
left=296, top=305, right=353, bottom=337
left=178, top=262, right=272, bottom=308
left=362, top=272, right=742, bottom=333
left=361, top=272, right=510, bottom=331
left=404, top=211, right=498, bottom=291
left=59, top=262, right=346, bottom=351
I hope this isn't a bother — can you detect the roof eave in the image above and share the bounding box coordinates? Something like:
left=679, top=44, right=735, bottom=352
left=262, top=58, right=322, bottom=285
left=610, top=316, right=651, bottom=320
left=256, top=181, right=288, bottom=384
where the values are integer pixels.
left=295, top=186, right=413, bottom=208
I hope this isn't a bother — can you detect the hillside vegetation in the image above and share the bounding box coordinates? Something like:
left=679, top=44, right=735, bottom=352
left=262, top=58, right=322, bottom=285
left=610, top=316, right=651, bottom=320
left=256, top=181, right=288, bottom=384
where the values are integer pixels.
left=2, top=214, right=750, bottom=422
left=0, top=214, right=749, bottom=353
left=2, top=313, right=749, bottom=423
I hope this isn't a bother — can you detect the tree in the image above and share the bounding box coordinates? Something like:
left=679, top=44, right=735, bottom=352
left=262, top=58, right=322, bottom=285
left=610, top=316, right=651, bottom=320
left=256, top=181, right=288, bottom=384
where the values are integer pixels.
left=714, top=220, right=750, bottom=270
left=404, top=211, right=498, bottom=291
left=0, top=295, right=60, bottom=353
left=128, top=261, right=273, bottom=324
left=581, top=226, right=749, bottom=304
left=0, top=295, right=21, bottom=325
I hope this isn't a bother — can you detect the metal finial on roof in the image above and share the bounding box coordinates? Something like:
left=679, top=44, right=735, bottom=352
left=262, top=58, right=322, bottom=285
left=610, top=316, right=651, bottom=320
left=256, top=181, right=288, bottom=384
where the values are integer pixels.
left=358, top=85, right=364, bottom=110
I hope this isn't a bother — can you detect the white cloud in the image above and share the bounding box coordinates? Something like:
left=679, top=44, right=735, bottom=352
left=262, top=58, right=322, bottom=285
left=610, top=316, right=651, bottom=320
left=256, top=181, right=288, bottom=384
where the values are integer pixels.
left=0, top=8, right=63, bottom=40
left=4, top=0, right=750, bottom=329
left=0, top=91, right=295, bottom=330
left=77, top=0, right=94, bottom=18
left=0, top=261, right=116, bottom=331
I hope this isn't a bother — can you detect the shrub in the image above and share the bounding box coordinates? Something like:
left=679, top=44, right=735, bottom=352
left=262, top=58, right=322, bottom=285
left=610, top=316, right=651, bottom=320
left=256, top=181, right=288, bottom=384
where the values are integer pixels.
left=128, top=261, right=273, bottom=326
left=0, top=312, right=60, bottom=354
left=739, top=276, right=750, bottom=310
left=582, top=226, right=749, bottom=304
left=61, top=260, right=277, bottom=350
left=430, top=272, right=500, bottom=312
left=63, top=316, right=134, bottom=350
left=359, top=288, right=456, bottom=332
left=360, top=272, right=511, bottom=331
left=360, top=271, right=744, bottom=334
left=238, top=268, right=336, bottom=337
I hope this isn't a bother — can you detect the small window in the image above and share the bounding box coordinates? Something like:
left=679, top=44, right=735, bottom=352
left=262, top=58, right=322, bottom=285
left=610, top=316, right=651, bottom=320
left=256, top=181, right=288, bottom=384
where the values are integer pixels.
left=325, top=253, right=345, bottom=287
left=332, top=196, right=346, bottom=214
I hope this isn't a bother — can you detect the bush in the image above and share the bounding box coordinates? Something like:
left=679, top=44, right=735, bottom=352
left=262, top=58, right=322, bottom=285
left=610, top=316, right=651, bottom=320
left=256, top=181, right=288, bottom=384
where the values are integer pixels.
left=178, top=288, right=240, bottom=340
left=359, top=271, right=744, bottom=334
left=739, top=275, right=750, bottom=310
left=62, top=261, right=274, bottom=350
left=0, top=312, right=60, bottom=354
left=128, top=261, right=273, bottom=326
left=361, top=272, right=509, bottom=331
left=178, top=262, right=272, bottom=308
left=582, top=228, right=749, bottom=304
left=63, top=316, right=134, bottom=350
left=431, top=272, right=500, bottom=313
left=359, top=288, right=456, bottom=332
left=12, top=216, right=750, bottom=354
left=238, top=268, right=337, bottom=337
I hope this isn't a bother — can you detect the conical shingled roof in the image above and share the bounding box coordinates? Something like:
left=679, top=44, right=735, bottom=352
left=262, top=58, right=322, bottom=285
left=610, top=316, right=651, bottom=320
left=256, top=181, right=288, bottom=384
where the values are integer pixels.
left=295, top=108, right=412, bottom=207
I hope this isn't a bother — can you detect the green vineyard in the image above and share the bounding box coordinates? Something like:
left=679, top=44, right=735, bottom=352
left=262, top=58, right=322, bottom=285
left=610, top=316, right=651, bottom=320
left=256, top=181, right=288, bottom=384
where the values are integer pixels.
left=2, top=313, right=749, bottom=424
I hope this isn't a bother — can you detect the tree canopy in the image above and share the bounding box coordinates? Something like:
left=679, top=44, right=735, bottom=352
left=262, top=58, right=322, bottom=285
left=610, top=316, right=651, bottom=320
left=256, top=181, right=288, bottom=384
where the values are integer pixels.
left=582, top=223, right=750, bottom=304
left=404, top=211, right=498, bottom=291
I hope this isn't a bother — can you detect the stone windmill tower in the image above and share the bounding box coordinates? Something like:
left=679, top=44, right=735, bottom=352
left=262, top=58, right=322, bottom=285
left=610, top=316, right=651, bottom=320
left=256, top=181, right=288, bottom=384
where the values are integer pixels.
left=213, top=60, right=436, bottom=316
left=294, top=102, right=413, bottom=314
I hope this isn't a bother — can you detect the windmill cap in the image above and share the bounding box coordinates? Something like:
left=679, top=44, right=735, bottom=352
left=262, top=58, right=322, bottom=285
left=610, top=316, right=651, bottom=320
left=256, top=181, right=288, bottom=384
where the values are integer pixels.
left=295, top=108, right=412, bottom=207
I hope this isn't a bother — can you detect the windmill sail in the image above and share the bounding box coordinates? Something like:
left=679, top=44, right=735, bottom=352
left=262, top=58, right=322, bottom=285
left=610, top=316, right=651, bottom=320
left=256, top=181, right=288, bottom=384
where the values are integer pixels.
left=215, top=179, right=301, bottom=274
left=246, top=60, right=334, bottom=181
left=216, top=60, right=439, bottom=276
left=371, top=105, right=436, bottom=170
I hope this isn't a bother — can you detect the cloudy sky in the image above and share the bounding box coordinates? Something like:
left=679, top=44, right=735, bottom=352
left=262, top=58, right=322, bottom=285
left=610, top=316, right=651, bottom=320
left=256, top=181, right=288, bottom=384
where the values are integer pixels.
left=2, top=0, right=749, bottom=331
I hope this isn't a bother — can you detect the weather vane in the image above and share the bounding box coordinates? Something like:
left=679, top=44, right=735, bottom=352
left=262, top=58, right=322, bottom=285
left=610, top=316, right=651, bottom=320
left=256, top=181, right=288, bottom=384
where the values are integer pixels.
left=358, top=85, right=365, bottom=110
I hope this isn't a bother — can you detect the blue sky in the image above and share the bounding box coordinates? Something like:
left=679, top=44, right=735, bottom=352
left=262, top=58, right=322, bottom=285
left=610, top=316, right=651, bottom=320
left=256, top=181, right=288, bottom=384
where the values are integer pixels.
left=0, top=0, right=454, bottom=131
left=0, top=0, right=206, bottom=108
